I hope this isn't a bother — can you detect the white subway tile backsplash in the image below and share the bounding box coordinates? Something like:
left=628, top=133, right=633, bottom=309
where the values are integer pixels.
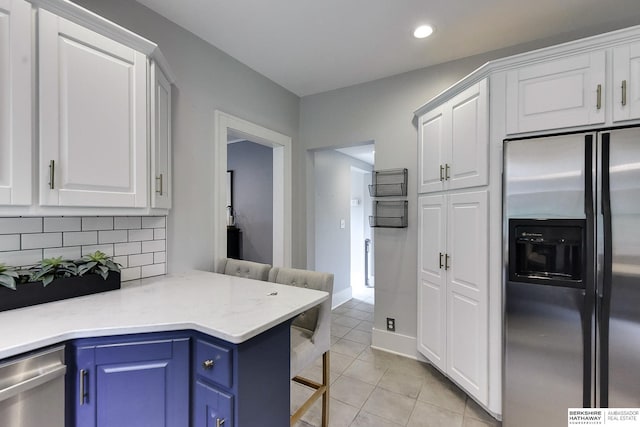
left=64, top=231, right=97, bottom=246
left=82, top=217, right=114, bottom=231
left=142, top=216, right=165, bottom=229
left=0, top=249, right=43, bottom=267
left=98, top=230, right=128, bottom=244
left=0, top=218, right=42, bottom=235
left=0, top=216, right=167, bottom=282
left=22, top=233, right=63, bottom=250
left=44, top=246, right=82, bottom=260
left=142, top=239, right=165, bottom=253
left=44, top=217, right=81, bottom=232
left=154, top=228, right=166, bottom=240
left=154, top=251, right=166, bottom=264
left=0, top=235, right=20, bottom=251
left=121, top=266, right=141, bottom=281
left=113, top=256, right=128, bottom=268
left=142, top=263, right=165, bottom=277
left=114, top=217, right=142, bottom=230
left=129, top=253, right=154, bottom=267
left=128, top=228, right=153, bottom=242
left=81, top=245, right=115, bottom=257
left=114, top=241, right=142, bottom=256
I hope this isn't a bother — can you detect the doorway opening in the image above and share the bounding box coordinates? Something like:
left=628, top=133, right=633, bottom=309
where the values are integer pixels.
left=227, top=137, right=273, bottom=264
left=213, top=111, right=292, bottom=267
left=311, top=142, right=375, bottom=307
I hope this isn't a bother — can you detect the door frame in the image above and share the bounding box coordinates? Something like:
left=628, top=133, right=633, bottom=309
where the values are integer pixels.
left=213, top=110, right=292, bottom=267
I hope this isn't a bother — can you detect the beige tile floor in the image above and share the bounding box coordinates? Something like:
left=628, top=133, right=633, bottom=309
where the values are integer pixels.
left=291, top=295, right=502, bottom=427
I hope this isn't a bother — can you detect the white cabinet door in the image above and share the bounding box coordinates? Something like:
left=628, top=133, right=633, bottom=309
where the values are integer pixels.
left=0, top=0, right=31, bottom=205
left=418, top=79, right=488, bottom=194
left=449, top=80, right=488, bottom=191
left=417, top=194, right=447, bottom=371
left=151, top=62, right=172, bottom=209
left=418, top=107, right=447, bottom=194
left=446, top=190, right=488, bottom=404
left=613, top=42, right=640, bottom=122
left=506, top=51, right=605, bottom=134
left=39, top=9, right=147, bottom=207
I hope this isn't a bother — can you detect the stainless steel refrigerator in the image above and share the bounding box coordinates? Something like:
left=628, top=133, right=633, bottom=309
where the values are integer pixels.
left=504, top=127, right=640, bottom=427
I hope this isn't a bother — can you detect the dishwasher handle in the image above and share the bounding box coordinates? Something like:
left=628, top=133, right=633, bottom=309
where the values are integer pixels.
left=0, top=364, right=67, bottom=403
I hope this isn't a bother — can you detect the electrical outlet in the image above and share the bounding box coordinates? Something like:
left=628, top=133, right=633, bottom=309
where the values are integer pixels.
left=386, top=317, right=395, bottom=332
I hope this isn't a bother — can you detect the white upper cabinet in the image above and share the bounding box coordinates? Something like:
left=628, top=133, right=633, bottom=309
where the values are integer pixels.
left=419, top=79, right=488, bottom=194
left=151, top=62, right=172, bottom=209
left=0, top=0, right=31, bottom=205
left=39, top=9, right=148, bottom=207
left=506, top=51, right=606, bottom=134
left=613, top=42, right=640, bottom=122
left=418, top=107, right=447, bottom=194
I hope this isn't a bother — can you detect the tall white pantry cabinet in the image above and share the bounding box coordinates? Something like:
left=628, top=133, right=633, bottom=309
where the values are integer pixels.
left=416, top=80, right=491, bottom=406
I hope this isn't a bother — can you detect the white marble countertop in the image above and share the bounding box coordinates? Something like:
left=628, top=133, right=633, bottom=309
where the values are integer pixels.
left=0, top=270, right=329, bottom=360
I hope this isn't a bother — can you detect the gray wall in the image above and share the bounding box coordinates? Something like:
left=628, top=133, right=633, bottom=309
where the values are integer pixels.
left=74, top=0, right=300, bottom=274
left=313, top=150, right=372, bottom=298
left=227, top=141, right=273, bottom=264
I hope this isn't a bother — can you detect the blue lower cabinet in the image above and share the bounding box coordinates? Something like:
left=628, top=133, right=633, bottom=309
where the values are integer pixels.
left=194, top=380, right=233, bottom=427
left=193, top=321, right=291, bottom=427
left=69, top=333, right=190, bottom=427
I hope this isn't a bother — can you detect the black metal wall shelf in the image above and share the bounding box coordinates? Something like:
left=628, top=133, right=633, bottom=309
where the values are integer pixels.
left=368, top=168, right=408, bottom=197
left=369, top=200, right=408, bottom=228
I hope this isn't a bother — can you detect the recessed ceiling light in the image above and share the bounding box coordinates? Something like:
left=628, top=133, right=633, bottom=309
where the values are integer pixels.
left=413, top=25, right=434, bottom=39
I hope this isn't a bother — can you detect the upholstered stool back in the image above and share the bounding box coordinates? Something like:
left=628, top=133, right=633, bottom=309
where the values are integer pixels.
left=216, top=258, right=271, bottom=281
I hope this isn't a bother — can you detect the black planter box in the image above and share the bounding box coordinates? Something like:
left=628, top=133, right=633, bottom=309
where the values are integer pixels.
left=0, top=272, right=121, bottom=312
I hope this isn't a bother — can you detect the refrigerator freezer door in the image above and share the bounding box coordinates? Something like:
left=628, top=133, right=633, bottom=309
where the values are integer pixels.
left=602, top=128, right=640, bottom=407
left=504, top=282, right=586, bottom=427
left=504, top=134, right=588, bottom=219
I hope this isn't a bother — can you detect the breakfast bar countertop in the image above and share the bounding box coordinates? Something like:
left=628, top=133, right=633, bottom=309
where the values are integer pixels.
left=0, top=270, right=329, bottom=359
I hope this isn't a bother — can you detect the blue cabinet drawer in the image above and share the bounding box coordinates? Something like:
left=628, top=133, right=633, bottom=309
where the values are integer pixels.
left=195, top=338, right=233, bottom=388
left=194, top=380, right=234, bottom=427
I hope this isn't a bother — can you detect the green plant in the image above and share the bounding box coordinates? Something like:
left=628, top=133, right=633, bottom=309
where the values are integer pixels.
left=29, top=257, right=78, bottom=287
left=0, top=263, right=21, bottom=290
left=76, top=251, right=121, bottom=280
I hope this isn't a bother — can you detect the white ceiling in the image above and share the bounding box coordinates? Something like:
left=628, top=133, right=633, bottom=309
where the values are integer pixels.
left=136, top=0, right=640, bottom=96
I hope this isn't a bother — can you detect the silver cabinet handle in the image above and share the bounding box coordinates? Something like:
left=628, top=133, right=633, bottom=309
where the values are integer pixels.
left=439, top=252, right=444, bottom=269
left=439, top=165, right=444, bottom=181
left=445, top=254, right=450, bottom=270
left=445, top=163, right=450, bottom=180
left=596, top=84, right=602, bottom=110
left=216, top=418, right=225, bottom=427
left=156, top=174, right=163, bottom=195
left=622, top=80, right=627, bottom=106
left=202, top=359, right=215, bottom=369
left=49, top=160, right=55, bottom=189
left=80, top=369, right=88, bottom=405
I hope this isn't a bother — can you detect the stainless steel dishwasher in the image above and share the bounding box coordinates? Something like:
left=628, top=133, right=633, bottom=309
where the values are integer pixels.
left=0, top=345, right=66, bottom=427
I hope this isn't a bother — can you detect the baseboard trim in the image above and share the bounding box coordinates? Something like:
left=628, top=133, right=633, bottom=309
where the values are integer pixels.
left=371, top=327, right=426, bottom=360
left=332, top=287, right=352, bottom=309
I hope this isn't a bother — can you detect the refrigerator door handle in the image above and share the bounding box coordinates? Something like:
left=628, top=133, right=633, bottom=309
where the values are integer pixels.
left=583, top=135, right=595, bottom=408
left=599, top=132, right=612, bottom=407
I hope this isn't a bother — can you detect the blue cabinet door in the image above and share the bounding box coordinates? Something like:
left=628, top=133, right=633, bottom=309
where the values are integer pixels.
left=71, top=334, right=190, bottom=427
left=194, top=380, right=233, bottom=427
